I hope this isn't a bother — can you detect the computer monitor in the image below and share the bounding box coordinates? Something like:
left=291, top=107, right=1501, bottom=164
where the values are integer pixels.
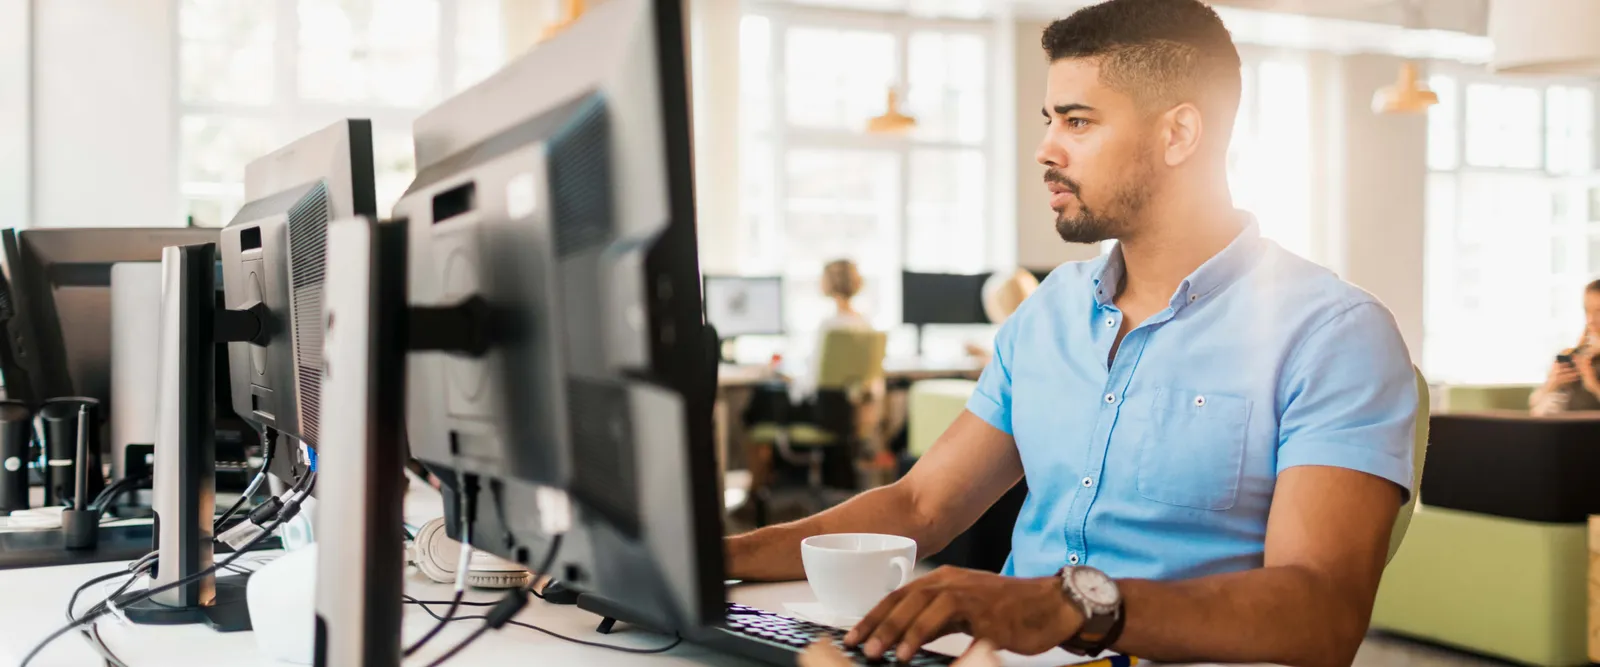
left=901, top=270, right=989, bottom=325
left=217, top=120, right=376, bottom=474
left=0, top=228, right=259, bottom=495
left=0, top=228, right=219, bottom=406
left=396, top=0, right=722, bottom=632
left=703, top=275, right=783, bottom=338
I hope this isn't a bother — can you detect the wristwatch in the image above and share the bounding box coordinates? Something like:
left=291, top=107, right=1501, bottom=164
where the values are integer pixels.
left=1056, top=565, right=1124, bottom=656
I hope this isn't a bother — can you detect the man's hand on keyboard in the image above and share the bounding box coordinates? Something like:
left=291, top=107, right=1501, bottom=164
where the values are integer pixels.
left=844, top=566, right=1082, bottom=660
left=801, top=639, right=1000, bottom=667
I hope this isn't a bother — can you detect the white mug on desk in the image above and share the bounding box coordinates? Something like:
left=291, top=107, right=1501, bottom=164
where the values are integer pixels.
left=801, top=533, right=916, bottom=619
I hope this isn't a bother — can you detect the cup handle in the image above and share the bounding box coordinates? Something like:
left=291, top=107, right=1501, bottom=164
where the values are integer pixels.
left=887, top=556, right=913, bottom=591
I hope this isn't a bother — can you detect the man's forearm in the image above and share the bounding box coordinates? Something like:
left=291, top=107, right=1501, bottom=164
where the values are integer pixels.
left=1112, top=566, right=1373, bottom=667
left=727, top=483, right=938, bottom=581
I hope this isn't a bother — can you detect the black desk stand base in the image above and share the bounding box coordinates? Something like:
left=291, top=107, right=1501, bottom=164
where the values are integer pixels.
left=577, top=593, right=672, bottom=637
left=117, top=573, right=253, bottom=633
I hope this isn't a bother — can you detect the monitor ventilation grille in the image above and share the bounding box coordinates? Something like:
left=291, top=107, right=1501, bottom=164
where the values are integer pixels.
left=566, top=378, right=640, bottom=537
left=287, top=182, right=331, bottom=446
left=547, top=95, right=615, bottom=257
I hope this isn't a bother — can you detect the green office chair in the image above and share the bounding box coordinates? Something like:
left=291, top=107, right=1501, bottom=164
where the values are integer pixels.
left=747, top=329, right=887, bottom=519
left=1387, top=367, right=1430, bottom=563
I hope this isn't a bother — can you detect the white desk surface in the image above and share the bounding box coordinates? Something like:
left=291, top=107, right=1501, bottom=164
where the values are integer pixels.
left=0, top=562, right=1106, bottom=667
left=0, top=484, right=1105, bottom=667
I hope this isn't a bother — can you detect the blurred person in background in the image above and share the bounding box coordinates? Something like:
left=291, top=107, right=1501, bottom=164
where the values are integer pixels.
left=966, top=268, right=1043, bottom=364
left=790, top=259, right=875, bottom=401
left=1530, top=279, right=1600, bottom=415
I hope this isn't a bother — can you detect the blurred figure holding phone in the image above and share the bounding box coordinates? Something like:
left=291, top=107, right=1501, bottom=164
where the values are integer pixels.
left=1530, top=279, right=1600, bottom=416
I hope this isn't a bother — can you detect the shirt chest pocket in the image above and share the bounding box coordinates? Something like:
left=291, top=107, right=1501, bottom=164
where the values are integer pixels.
left=1135, top=388, right=1251, bottom=511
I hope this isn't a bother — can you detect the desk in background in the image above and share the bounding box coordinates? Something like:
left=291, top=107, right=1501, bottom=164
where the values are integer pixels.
left=713, top=359, right=983, bottom=518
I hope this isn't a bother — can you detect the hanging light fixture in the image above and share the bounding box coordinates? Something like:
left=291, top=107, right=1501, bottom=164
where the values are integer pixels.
left=542, top=0, right=587, bottom=41
left=867, top=87, right=917, bottom=135
left=1372, top=62, right=1438, bottom=115
left=1488, top=0, right=1600, bottom=74
left=1371, top=0, right=1436, bottom=115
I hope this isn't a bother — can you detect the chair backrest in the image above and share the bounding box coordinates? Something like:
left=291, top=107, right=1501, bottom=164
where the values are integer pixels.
left=815, top=329, right=887, bottom=393
left=1386, top=367, right=1431, bottom=563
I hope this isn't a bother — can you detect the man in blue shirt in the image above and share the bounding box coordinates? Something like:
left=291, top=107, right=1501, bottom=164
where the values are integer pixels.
left=727, top=1, right=1416, bottom=665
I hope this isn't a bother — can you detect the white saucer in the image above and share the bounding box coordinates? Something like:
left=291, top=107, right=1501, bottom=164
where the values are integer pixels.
left=783, top=602, right=863, bottom=629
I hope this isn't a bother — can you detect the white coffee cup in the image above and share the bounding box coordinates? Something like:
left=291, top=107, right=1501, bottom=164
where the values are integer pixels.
left=801, top=533, right=917, bottom=619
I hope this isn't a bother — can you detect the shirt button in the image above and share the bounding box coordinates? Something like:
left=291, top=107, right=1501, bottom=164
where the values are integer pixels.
left=1068, top=553, right=1080, bottom=565
left=1081, top=477, right=1094, bottom=488
left=1194, top=395, right=1207, bottom=407
left=1104, top=317, right=1115, bottom=327
left=1189, top=294, right=1198, bottom=303
left=1104, top=393, right=1116, bottom=404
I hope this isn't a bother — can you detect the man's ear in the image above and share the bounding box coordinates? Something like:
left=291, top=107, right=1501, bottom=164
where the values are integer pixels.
left=1161, top=103, right=1204, bottom=167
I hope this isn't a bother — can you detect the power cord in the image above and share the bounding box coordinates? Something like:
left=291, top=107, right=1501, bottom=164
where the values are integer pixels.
left=73, top=559, right=155, bottom=667
left=418, top=533, right=564, bottom=666
left=214, top=429, right=277, bottom=531
left=20, top=473, right=315, bottom=667
left=403, top=473, right=479, bottom=657
left=405, top=593, right=684, bottom=655
left=419, top=589, right=529, bottom=667
left=63, top=569, right=139, bottom=667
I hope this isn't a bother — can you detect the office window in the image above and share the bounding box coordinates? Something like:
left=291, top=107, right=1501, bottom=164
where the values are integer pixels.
left=738, top=5, right=993, bottom=358
left=178, top=0, right=507, bottom=227
left=1424, top=69, right=1600, bottom=384
left=1229, top=54, right=1315, bottom=260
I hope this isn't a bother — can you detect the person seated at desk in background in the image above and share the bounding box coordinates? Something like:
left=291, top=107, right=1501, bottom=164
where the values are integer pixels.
left=788, top=259, right=875, bottom=400
left=1530, top=279, right=1600, bottom=416
left=726, top=2, right=1417, bottom=666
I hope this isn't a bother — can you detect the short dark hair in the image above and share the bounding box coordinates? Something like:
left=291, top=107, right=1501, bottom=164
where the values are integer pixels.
left=1586, top=279, right=1600, bottom=293
left=1042, top=0, right=1242, bottom=142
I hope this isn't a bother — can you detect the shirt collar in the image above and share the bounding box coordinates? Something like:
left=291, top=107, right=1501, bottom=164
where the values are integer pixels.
left=1089, top=213, right=1265, bottom=310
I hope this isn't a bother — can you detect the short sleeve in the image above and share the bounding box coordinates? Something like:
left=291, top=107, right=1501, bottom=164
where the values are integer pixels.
left=966, top=320, right=1017, bottom=435
left=1276, top=302, right=1418, bottom=501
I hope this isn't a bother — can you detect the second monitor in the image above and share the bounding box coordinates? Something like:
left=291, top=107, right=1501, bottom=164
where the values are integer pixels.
left=218, top=119, right=376, bottom=470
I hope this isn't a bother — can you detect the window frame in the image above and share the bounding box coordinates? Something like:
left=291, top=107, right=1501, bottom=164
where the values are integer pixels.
left=739, top=0, right=998, bottom=341
left=1422, top=59, right=1600, bottom=384
left=176, top=0, right=489, bottom=224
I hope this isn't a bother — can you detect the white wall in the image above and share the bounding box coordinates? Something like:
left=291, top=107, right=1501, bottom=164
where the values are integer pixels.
left=1013, top=19, right=1100, bottom=272
left=0, top=0, right=29, bottom=230
left=1329, top=53, right=1428, bottom=364
left=32, top=0, right=179, bottom=228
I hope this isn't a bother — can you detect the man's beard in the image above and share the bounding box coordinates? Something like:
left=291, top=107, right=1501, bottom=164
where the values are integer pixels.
left=1047, top=160, right=1154, bottom=244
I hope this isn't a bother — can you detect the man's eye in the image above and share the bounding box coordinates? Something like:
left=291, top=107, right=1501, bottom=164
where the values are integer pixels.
left=1066, top=118, right=1090, bottom=128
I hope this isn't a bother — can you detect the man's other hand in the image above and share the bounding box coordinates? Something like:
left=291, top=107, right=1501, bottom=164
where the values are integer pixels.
left=844, top=566, right=1083, bottom=660
left=800, top=639, right=1001, bottom=667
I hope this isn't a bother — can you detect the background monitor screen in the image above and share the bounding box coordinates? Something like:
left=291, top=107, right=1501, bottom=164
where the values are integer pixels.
left=703, top=276, right=783, bottom=338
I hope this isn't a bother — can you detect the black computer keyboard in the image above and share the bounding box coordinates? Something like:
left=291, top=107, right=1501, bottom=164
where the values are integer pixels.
left=704, top=603, right=956, bottom=665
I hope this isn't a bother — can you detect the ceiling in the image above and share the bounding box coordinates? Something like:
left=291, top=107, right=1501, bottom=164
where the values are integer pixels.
left=757, top=0, right=1491, bottom=35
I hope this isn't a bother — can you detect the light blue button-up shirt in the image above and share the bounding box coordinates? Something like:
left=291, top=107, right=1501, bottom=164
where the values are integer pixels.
left=967, top=221, right=1416, bottom=581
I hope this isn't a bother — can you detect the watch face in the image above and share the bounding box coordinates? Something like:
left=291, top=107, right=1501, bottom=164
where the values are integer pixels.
left=1071, top=568, right=1120, bottom=608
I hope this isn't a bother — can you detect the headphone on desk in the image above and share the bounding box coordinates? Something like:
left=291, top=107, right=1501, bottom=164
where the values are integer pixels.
left=409, top=517, right=533, bottom=590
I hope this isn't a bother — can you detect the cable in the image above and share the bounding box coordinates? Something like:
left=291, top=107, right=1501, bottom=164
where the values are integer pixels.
left=403, top=595, right=499, bottom=607
left=405, top=596, right=683, bottom=655
left=403, top=473, right=479, bottom=657
left=421, top=624, right=491, bottom=667
left=215, top=430, right=276, bottom=531
left=419, top=588, right=527, bottom=667
left=76, top=568, right=148, bottom=667
left=20, top=481, right=309, bottom=667
left=417, top=532, right=565, bottom=667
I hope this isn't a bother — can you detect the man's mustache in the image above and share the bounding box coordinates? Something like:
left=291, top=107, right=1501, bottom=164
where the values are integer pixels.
left=1043, top=170, right=1080, bottom=196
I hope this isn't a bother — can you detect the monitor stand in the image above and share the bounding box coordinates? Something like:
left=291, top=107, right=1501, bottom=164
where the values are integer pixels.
left=576, top=593, right=680, bottom=637
left=312, top=217, right=408, bottom=666
left=122, top=243, right=266, bottom=634
left=119, top=575, right=253, bottom=632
